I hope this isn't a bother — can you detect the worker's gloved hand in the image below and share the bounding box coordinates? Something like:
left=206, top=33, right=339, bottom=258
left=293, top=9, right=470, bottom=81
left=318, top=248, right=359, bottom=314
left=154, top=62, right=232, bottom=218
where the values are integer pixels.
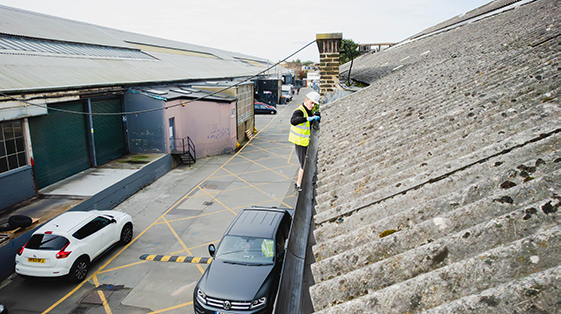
left=308, top=116, right=321, bottom=122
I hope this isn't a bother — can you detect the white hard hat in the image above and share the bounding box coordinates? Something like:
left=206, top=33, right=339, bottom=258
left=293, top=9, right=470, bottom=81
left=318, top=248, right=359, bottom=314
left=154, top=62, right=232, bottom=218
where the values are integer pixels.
left=306, top=91, right=320, bottom=104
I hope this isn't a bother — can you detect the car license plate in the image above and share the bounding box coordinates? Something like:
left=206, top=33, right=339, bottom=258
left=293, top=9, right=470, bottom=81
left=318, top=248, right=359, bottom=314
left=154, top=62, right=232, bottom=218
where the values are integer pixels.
left=216, top=312, right=227, bottom=314
left=28, top=258, right=45, bottom=263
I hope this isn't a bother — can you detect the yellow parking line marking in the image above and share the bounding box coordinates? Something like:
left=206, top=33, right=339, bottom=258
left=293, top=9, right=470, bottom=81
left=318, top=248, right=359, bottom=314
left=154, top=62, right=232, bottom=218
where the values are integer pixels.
left=209, top=165, right=299, bottom=180
left=98, top=261, right=147, bottom=274
left=230, top=196, right=295, bottom=211
left=161, top=216, right=205, bottom=274
left=148, top=301, right=193, bottom=314
left=170, top=240, right=219, bottom=255
left=162, top=217, right=191, bottom=254
left=42, top=278, right=87, bottom=313
left=197, top=187, right=237, bottom=216
left=98, top=290, right=112, bottom=314
left=161, top=209, right=230, bottom=224
left=288, top=146, right=294, bottom=164
left=221, top=167, right=293, bottom=208
left=93, top=276, right=112, bottom=314
left=237, top=155, right=290, bottom=179
left=42, top=107, right=290, bottom=313
left=245, top=144, right=291, bottom=161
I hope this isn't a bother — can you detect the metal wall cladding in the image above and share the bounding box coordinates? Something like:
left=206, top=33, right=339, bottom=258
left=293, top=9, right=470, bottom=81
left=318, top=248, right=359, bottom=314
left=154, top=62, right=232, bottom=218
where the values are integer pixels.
left=0, top=166, right=35, bottom=212
left=92, top=98, right=126, bottom=165
left=29, top=101, right=90, bottom=189
left=124, top=93, right=166, bottom=154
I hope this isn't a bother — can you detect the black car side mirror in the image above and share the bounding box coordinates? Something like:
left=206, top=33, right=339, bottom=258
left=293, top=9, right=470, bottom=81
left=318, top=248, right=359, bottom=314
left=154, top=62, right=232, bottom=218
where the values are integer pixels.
left=208, top=244, right=216, bottom=257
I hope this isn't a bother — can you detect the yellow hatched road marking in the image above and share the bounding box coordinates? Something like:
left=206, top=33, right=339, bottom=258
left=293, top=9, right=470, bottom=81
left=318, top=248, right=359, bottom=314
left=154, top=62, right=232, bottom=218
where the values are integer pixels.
left=42, top=101, right=292, bottom=314
left=93, top=276, right=112, bottom=314
left=222, top=167, right=293, bottom=208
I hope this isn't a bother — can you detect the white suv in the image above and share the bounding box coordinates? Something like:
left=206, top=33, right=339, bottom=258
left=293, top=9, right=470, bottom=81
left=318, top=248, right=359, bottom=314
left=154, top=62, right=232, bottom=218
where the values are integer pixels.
left=15, top=210, right=133, bottom=282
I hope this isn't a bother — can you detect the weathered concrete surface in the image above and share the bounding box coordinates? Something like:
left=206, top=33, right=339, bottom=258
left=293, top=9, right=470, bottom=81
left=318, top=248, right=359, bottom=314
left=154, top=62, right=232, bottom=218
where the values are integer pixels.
left=310, top=0, right=560, bottom=312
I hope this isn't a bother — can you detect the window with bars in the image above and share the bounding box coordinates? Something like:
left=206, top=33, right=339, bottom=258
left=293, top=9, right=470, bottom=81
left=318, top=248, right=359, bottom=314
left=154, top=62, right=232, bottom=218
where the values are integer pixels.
left=0, top=120, right=27, bottom=173
left=237, top=85, right=253, bottom=124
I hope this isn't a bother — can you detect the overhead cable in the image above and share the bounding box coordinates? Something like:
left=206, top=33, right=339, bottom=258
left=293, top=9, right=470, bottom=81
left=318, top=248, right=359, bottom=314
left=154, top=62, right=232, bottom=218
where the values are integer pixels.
left=0, top=40, right=317, bottom=116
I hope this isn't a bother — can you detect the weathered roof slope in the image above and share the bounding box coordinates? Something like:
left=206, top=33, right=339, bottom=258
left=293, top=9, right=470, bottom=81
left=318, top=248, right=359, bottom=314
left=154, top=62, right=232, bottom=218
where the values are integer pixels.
left=311, top=0, right=560, bottom=313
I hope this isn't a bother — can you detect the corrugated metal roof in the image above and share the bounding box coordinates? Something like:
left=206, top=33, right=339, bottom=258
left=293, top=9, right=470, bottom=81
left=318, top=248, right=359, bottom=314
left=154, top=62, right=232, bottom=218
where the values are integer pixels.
left=0, top=5, right=272, bottom=93
left=0, top=5, right=131, bottom=49
left=0, top=34, right=154, bottom=60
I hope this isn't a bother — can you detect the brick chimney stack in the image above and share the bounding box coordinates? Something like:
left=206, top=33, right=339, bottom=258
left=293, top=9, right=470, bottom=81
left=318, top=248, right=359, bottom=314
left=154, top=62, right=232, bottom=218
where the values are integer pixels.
left=316, top=33, right=343, bottom=98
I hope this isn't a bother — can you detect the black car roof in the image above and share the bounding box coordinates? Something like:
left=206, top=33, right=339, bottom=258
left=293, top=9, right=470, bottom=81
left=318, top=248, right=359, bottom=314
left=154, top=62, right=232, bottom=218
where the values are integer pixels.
left=226, top=207, right=288, bottom=239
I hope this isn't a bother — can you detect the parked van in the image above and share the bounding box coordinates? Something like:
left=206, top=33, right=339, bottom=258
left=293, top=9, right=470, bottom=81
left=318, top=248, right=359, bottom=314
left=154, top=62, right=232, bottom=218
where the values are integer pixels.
left=280, top=85, right=293, bottom=104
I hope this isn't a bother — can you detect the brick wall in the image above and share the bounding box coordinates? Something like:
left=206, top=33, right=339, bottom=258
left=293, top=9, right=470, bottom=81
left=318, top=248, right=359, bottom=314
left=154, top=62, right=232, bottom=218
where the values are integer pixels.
left=316, top=33, right=342, bottom=98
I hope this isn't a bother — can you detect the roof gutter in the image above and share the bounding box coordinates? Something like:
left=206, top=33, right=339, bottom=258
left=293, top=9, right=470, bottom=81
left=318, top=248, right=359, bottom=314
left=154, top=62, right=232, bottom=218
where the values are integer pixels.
left=275, top=121, right=320, bottom=314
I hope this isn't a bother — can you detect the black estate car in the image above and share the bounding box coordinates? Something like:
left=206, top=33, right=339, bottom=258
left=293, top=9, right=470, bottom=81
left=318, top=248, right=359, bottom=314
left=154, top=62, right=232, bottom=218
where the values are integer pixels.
left=193, top=207, right=292, bottom=314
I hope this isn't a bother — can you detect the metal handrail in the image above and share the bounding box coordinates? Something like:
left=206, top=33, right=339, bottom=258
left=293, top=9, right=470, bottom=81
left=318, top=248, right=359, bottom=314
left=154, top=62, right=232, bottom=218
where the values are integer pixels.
left=186, top=136, right=196, bottom=163
left=171, top=137, right=196, bottom=164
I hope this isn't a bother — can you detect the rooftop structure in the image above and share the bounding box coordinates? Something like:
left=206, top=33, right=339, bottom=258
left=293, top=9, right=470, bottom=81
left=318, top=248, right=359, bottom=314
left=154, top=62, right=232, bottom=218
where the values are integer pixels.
left=310, top=0, right=560, bottom=312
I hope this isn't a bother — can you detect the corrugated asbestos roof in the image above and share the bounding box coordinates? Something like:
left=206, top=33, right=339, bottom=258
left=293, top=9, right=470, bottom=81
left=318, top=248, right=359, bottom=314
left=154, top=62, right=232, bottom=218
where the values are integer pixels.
left=311, top=0, right=560, bottom=313
left=0, top=5, right=271, bottom=93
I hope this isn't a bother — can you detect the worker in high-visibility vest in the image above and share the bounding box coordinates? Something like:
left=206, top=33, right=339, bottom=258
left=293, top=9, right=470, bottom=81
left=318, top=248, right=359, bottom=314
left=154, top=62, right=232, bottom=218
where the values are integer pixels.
left=288, top=91, right=321, bottom=191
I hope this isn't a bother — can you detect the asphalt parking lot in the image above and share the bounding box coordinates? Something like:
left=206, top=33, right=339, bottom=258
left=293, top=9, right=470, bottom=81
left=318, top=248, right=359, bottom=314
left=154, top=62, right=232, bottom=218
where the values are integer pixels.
left=0, top=89, right=308, bottom=314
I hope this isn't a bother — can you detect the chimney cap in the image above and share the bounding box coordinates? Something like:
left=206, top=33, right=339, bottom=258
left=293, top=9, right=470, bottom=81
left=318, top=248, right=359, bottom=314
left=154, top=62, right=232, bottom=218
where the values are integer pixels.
left=316, top=33, right=343, bottom=40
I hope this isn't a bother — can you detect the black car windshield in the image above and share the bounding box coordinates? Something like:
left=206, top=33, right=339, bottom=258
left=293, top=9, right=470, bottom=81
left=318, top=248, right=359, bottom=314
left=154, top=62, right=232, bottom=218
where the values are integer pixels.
left=215, top=235, right=275, bottom=264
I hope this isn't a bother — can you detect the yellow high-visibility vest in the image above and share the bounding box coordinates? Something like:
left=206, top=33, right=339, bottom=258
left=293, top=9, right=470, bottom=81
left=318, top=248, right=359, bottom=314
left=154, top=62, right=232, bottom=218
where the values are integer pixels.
left=261, top=239, right=274, bottom=257
left=288, top=105, right=311, bottom=146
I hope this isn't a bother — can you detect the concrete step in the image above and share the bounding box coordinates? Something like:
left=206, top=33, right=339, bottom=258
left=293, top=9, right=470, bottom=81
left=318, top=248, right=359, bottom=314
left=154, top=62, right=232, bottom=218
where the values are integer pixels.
left=310, top=200, right=560, bottom=310
left=311, top=225, right=561, bottom=313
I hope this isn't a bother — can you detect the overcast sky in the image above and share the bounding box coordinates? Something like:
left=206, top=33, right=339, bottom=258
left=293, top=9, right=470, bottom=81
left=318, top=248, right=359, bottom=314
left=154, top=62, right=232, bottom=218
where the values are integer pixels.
left=0, top=0, right=492, bottom=62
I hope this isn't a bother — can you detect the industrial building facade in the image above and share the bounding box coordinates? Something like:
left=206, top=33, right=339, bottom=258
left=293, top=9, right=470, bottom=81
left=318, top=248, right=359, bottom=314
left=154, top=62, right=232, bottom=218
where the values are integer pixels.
left=0, top=4, right=283, bottom=212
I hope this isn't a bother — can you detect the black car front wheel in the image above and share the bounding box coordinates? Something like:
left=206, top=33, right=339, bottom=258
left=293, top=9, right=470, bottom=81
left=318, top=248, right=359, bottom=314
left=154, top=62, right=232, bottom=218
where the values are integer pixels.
left=69, top=257, right=89, bottom=282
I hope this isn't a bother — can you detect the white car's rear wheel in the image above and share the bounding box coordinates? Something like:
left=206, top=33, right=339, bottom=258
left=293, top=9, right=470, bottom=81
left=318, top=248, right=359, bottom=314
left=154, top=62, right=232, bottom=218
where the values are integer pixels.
left=69, top=257, right=89, bottom=282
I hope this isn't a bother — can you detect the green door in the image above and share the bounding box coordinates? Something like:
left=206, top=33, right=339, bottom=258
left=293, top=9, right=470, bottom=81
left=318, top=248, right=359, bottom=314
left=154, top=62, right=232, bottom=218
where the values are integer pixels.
left=29, top=101, right=90, bottom=189
left=92, top=98, right=126, bottom=165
